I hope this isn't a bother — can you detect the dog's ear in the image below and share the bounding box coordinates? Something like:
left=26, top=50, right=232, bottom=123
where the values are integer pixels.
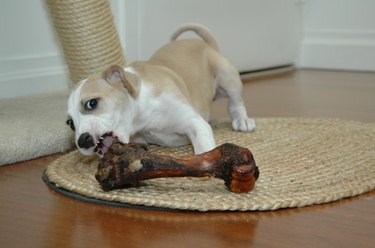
left=103, top=64, right=139, bottom=97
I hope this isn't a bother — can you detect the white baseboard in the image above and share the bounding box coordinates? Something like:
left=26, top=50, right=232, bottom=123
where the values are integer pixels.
left=0, top=54, right=70, bottom=99
left=298, top=29, right=375, bottom=71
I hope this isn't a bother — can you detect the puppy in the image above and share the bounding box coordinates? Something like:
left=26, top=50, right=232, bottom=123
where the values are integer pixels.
left=66, top=23, right=255, bottom=156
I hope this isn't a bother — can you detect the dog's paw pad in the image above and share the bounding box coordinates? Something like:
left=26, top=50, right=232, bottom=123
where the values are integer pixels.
left=232, top=118, right=256, bottom=132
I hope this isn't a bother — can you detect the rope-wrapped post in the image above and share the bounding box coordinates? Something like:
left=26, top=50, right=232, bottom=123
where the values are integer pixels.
left=45, top=0, right=126, bottom=84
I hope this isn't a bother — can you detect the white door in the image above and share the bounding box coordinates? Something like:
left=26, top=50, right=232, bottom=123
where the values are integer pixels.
left=114, top=0, right=302, bottom=73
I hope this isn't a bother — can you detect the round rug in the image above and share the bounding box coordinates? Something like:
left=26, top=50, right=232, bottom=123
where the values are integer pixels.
left=44, top=118, right=375, bottom=211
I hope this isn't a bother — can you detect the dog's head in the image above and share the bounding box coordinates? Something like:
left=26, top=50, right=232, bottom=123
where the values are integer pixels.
left=66, top=64, right=139, bottom=156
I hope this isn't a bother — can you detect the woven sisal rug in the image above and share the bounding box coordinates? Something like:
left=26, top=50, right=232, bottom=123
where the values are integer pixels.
left=44, top=118, right=375, bottom=211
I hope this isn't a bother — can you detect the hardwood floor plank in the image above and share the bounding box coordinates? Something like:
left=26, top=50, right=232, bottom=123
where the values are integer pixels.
left=1, top=69, right=374, bottom=248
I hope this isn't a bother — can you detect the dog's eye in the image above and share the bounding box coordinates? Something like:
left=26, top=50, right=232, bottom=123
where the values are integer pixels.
left=66, top=118, right=75, bottom=131
left=85, top=99, right=98, bottom=111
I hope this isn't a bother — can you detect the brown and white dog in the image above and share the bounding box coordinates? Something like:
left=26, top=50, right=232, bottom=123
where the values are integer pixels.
left=66, top=23, right=255, bottom=156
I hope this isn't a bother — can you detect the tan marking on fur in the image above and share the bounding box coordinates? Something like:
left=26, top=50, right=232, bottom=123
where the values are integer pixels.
left=79, top=72, right=130, bottom=115
left=170, top=23, right=219, bottom=51
left=103, top=65, right=139, bottom=97
left=130, top=61, right=189, bottom=99
left=129, top=39, right=219, bottom=120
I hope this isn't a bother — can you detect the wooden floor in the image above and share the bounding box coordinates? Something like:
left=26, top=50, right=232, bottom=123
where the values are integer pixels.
left=1, top=69, right=374, bottom=248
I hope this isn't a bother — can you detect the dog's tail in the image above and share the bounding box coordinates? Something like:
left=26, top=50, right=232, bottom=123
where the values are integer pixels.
left=170, top=23, right=219, bottom=51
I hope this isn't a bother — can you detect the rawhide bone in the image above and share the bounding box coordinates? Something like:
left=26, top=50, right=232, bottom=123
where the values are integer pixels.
left=95, top=142, right=259, bottom=193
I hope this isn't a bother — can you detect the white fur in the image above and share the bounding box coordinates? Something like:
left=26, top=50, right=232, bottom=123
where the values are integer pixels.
left=127, top=76, right=216, bottom=154
left=67, top=72, right=216, bottom=155
left=67, top=81, right=132, bottom=155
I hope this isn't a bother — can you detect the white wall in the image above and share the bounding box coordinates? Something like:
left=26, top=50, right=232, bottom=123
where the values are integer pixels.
left=118, top=0, right=301, bottom=72
left=0, top=0, right=373, bottom=99
left=0, top=0, right=301, bottom=98
left=0, top=0, right=69, bottom=99
left=299, top=0, right=375, bottom=71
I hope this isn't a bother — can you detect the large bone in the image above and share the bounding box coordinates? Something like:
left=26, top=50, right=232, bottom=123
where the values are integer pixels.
left=95, top=142, right=259, bottom=193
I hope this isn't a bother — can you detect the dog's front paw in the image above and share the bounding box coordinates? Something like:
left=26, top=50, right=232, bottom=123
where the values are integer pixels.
left=232, top=117, right=256, bottom=132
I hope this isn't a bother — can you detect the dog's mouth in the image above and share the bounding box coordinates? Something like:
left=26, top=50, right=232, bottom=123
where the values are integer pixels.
left=94, top=132, right=118, bottom=157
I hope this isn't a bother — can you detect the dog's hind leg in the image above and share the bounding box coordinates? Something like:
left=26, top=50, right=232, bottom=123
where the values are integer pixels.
left=214, top=57, right=256, bottom=132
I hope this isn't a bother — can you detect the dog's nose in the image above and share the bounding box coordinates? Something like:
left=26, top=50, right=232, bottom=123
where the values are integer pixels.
left=78, top=132, right=95, bottom=149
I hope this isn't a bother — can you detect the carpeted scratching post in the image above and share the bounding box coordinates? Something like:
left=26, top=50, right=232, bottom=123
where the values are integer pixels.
left=45, top=0, right=126, bottom=84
